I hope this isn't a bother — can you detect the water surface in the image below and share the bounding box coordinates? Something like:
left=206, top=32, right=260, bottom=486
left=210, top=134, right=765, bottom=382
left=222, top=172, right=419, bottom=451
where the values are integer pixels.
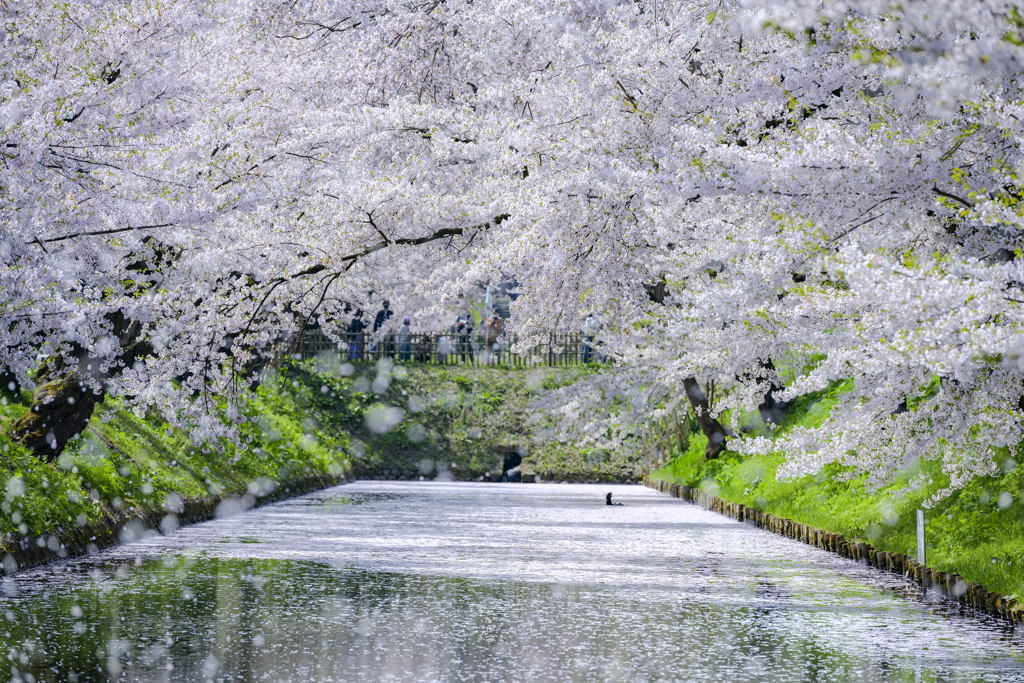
left=1, top=482, right=1022, bottom=682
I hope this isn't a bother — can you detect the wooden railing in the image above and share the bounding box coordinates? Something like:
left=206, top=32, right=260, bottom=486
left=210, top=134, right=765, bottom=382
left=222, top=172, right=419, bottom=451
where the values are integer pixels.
left=298, top=329, right=608, bottom=367
left=641, top=407, right=691, bottom=474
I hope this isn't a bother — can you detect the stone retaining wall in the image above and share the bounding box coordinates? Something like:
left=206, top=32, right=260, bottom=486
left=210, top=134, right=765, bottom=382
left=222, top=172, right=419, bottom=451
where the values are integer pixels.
left=1, top=473, right=343, bottom=576
left=644, top=476, right=1022, bottom=625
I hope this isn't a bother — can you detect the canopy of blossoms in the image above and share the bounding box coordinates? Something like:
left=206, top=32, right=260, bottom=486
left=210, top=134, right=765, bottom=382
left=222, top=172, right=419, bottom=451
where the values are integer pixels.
left=2, top=0, right=1022, bottom=494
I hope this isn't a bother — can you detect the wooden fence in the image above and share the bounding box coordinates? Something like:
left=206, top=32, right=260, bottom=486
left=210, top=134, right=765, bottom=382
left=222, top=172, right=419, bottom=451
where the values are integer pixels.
left=641, top=407, right=691, bottom=474
left=297, top=329, right=607, bottom=367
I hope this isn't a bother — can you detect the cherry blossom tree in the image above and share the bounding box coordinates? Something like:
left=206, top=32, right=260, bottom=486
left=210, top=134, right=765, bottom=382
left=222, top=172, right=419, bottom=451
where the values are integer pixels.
left=524, top=0, right=1024, bottom=495
left=2, top=0, right=1022, bottom=497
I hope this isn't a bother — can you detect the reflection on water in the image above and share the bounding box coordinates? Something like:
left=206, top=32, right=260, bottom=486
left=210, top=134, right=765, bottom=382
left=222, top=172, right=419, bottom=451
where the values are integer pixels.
left=0, top=482, right=1022, bottom=682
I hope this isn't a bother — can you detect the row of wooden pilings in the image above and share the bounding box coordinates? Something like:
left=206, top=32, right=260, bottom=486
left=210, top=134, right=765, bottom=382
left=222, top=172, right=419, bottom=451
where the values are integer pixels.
left=644, top=476, right=1023, bottom=625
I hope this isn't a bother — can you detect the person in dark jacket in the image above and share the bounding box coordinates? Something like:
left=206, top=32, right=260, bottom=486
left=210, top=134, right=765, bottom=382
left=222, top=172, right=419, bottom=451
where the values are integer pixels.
left=373, top=300, right=393, bottom=332
left=456, top=307, right=474, bottom=363
left=372, top=300, right=394, bottom=357
left=347, top=310, right=366, bottom=360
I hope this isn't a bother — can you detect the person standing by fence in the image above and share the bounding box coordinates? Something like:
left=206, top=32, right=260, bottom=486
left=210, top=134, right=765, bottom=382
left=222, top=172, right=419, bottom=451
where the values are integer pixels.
left=456, top=307, right=474, bottom=363
left=582, top=313, right=598, bottom=363
left=484, top=308, right=504, bottom=364
left=347, top=310, right=366, bottom=361
left=398, top=316, right=412, bottom=361
left=373, top=300, right=394, bottom=357
left=592, top=313, right=607, bottom=363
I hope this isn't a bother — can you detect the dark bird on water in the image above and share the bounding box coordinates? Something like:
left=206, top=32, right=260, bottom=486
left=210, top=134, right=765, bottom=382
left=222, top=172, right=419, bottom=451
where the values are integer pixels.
left=606, top=492, right=623, bottom=506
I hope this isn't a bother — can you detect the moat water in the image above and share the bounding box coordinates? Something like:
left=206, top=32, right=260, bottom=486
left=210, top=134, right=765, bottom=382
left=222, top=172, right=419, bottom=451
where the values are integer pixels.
left=1, top=482, right=1022, bottom=682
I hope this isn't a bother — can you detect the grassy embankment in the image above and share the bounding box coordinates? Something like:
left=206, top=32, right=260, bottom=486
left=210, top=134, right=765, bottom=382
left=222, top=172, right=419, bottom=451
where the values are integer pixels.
left=651, top=381, right=1024, bottom=598
left=0, top=358, right=635, bottom=555
left=303, top=357, right=638, bottom=483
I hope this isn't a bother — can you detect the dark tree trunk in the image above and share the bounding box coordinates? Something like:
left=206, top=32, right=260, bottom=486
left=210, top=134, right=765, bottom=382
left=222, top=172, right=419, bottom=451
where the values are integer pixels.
left=755, top=359, right=789, bottom=426
left=682, top=377, right=728, bottom=459
left=0, top=370, right=20, bottom=396
left=10, top=241, right=193, bottom=460
left=10, top=374, right=101, bottom=461
left=10, top=313, right=153, bottom=461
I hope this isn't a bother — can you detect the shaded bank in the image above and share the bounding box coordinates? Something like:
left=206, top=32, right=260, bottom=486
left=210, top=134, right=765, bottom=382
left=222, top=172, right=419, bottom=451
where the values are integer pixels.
left=275, top=357, right=639, bottom=483
left=0, top=359, right=635, bottom=571
left=2, top=474, right=341, bottom=575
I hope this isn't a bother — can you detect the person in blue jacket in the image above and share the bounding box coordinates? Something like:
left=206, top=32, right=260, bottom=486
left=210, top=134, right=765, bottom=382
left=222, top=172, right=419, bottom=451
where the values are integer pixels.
left=372, top=300, right=394, bottom=356
left=347, top=310, right=366, bottom=360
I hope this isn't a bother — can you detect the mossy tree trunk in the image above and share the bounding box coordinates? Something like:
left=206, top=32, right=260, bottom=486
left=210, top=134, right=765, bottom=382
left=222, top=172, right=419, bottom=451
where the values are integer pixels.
left=0, top=370, right=20, bottom=396
left=755, top=359, right=789, bottom=426
left=10, top=375, right=102, bottom=461
left=10, top=314, right=152, bottom=461
left=682, top=377, right=728, bottom=459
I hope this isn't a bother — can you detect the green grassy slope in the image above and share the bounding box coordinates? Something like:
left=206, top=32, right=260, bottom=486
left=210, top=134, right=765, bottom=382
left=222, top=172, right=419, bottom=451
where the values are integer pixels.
left=0, top=359, right=637, bottom=552
left=277, top=358, right=638, bottom=482
left=0, top=372, right=346, bottom=545
left=652, top=385, right=1024, bottom=597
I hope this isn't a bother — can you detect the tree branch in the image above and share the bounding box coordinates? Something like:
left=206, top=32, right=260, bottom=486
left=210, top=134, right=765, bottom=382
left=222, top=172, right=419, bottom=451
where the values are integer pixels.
left=932, top=187, right=974, bottom=208
left=39, top=223, right=174, bottom=244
